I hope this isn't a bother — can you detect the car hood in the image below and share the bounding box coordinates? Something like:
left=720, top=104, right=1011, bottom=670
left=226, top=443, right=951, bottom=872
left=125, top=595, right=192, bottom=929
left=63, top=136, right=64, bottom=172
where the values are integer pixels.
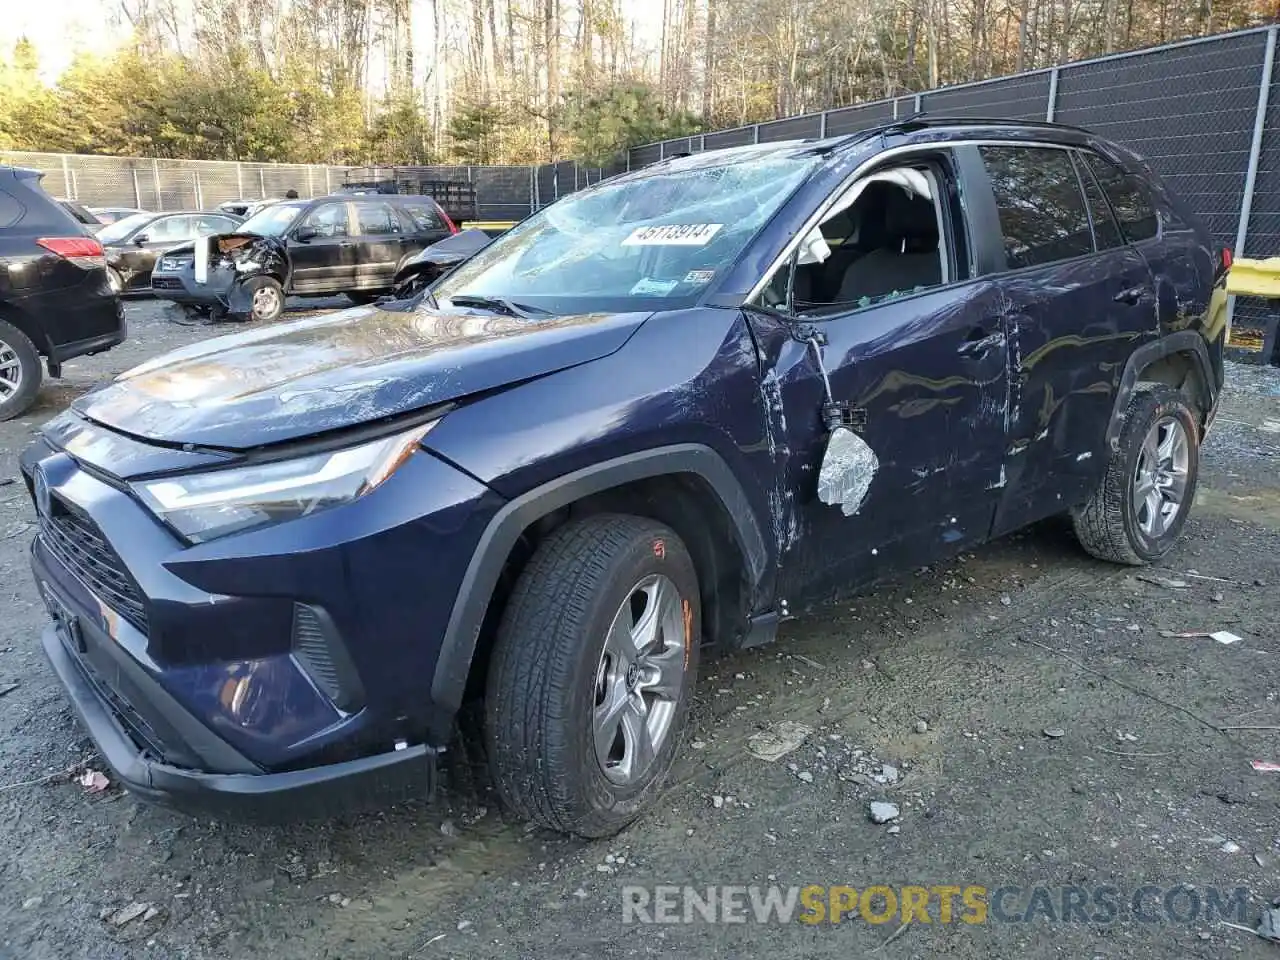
left=73, top=304, right=653, bottom=450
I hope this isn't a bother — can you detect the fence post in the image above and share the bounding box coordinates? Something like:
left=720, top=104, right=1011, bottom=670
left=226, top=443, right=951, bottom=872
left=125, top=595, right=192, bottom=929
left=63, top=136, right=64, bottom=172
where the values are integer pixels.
left=819, top=112, right=828, bottom=138
left=1230, top=24, right=1277, bottom=341
left=194, top=172, right=203, bottom=209
left=530, top=166, right=537, bottom=214
left=914, top=93, right=923, bottom=113
left=626, top=150, right=632, bottom=172
left=1046, top=67, right=1060, bottom=121
left=152, top=159, right=163, bottom=211
left=131, top=168, right=142, bottom=208
left=893, top=99, right=900, bottom=120
left=61, top=156, right=71, bottom=198
left=753, top=125, right=760, bottom=144
left=325, top=168, right=332, bottom=194
left=259, top=168, right=266, bottom=197
left=700, top=134, right=706, bottom=152
left=236, top=162, right=243, bottom=199
left=659, top=141, right=665, bottom=160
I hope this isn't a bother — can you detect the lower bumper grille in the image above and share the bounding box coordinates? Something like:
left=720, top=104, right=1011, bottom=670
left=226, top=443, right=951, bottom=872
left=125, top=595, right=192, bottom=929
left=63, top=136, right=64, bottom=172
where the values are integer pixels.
left=151, top=277, right=183, bottom=290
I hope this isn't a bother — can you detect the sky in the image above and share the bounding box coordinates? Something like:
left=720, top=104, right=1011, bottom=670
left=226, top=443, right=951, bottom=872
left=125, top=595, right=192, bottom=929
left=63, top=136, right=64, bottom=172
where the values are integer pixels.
left=2, top=0, right=663, bottom=84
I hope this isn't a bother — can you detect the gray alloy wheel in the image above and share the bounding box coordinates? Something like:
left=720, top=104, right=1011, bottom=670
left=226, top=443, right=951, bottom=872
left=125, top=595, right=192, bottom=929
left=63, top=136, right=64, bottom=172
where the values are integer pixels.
left=592, top=573, right=687, bottom=786
left=0, top=319, right=42, bottom=421
left=1131, top=415, right=1191, bottom=540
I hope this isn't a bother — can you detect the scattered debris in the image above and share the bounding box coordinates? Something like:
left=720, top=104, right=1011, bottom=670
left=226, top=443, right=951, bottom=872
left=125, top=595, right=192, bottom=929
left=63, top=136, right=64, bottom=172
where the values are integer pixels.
left=869, top=801, right=899, bottom=824
left=873, top=764, right=899, bottom=785
left=746, top=721, right=813, bottom=762
left=1255, top=853, right=1267, bottom=867
left=1137, top=575, right=1189, bottom=589
left=22, top=896, right=42, bottom=910
left=914, top=719, right=929, bottom=734
left=439, top=820, right=460, bottom=838
left=76, top=770, right=110, bottom=793
left=796, top=771, right=814, bottom=783
left=689, top=739, right=706, bottom=750
left=1221, top=840, right=1242, bottom=854
left=1000, top=595, right=1012, bottom=607
left=423, top=933, right=447, bottom=947
left=1115, top=731, right=1139, bottom=743
left=887, top=824, right=901, bottom=835
left=710, top=795, right=724, bottom=809
left=0, top=681, right=18, bottom=698
left=1159, top=629, right=1242, bottom=644
left=1184, top=571, right=1234, bottom=584
left=792, top=654, right=824, bottom=669
left=572, top=888, right=588, bottom=900
left=1211, top=591, right=1225, bottom=603
left=107, top=902, right=152, bottom=926
left=1250, top=760, right=1280, bottom=772
left=1043, top=727, right=1065, bottom=739
left=0, top=478, right=14, bottom=487
left=456, top=920, right=472, bottom=931
left=1259, top=905, right=1280, bottom=942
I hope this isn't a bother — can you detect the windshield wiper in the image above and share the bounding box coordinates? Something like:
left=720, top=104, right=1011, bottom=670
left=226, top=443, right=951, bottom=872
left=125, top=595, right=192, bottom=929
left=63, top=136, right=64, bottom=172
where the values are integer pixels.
left=446, top=294, right=550, bottom=318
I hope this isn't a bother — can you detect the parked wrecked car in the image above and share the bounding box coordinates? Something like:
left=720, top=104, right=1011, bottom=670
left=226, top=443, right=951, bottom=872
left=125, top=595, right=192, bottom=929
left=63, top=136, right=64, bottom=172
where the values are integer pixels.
left=23, top=118, right=1224, bottom=836
left=99, top=211, right=243, bottom=294
left=391, top=227, right=491, bottom=298
left=150, top=194, right=459, bottom=321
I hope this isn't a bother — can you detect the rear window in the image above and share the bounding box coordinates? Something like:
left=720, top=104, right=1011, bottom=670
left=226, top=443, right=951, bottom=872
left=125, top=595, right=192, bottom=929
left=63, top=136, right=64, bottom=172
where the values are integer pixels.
left=1082, top=152, right=1159, bottom=242
left=980, top=145, right=1093, bottom=269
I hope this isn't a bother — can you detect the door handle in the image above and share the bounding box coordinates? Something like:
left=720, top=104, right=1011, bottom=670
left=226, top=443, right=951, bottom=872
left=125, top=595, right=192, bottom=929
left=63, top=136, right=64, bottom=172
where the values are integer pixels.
left=957, top=327, right=1004, bottom=358
left=1113, top=286, right=1146, bottom=305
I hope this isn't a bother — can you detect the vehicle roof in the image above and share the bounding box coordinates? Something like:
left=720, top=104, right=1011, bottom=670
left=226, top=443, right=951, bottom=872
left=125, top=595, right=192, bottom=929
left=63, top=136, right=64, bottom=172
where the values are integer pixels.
left=640, top=116, right=1097, bottom=174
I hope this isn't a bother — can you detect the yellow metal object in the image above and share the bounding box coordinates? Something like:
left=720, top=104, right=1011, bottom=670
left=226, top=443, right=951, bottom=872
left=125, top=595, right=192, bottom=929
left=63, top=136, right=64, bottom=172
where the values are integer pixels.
left=461, top=220, right=517, bottom=233
left=1226, top=256, right=1280, bottom=297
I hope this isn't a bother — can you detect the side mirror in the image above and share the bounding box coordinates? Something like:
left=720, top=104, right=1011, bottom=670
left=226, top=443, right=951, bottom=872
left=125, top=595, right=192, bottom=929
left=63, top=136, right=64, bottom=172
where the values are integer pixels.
left=294, top=226, right=317, bottom=243
left=133, top=234, right=149, bottom=245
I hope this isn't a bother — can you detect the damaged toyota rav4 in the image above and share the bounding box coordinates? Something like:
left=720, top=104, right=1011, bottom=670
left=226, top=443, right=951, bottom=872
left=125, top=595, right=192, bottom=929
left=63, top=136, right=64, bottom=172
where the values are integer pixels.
left=24, top=118, right=1224, bottom=836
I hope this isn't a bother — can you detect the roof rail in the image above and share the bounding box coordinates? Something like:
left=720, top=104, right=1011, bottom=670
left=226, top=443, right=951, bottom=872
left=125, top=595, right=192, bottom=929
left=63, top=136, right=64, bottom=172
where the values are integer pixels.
left=879, top=113, right=1091, bottom=135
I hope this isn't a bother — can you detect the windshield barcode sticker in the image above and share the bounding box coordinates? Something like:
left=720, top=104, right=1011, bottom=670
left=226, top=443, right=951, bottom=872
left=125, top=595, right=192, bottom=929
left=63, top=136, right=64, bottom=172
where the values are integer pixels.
left=622, top=224, right=723, bottom=246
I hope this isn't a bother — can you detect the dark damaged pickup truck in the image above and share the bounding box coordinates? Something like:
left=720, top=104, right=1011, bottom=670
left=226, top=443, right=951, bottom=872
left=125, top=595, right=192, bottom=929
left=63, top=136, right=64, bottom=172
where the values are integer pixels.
left=25, top=118, right=1225, bottom=837
left=150, top=193, right=458, bottom=320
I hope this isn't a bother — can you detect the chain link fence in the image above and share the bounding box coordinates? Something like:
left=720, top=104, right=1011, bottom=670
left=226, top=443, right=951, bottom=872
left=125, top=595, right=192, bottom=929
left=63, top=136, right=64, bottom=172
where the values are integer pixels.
left=622, top=25, right=1280, bottom=354
left=0, top=151, right=548, bottom=224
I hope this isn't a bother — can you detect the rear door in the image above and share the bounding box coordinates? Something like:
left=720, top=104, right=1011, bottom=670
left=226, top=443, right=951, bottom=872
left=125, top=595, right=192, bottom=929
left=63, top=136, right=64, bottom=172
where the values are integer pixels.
left=397, top=199, right=452, bottom=258
left=350, top=200, right=408, bottom=291
left=976, top=144, right=1158, bottom=536
left=287, top=201, right=355, bottom=294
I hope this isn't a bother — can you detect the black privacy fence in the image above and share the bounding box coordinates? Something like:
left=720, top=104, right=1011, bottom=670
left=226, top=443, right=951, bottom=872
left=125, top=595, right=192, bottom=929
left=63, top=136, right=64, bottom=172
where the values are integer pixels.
left=611, top=25, right=1280, bottom=345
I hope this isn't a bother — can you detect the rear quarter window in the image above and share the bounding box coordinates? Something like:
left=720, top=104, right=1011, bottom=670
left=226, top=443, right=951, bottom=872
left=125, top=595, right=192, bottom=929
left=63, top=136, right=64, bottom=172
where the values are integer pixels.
left=1082, top=152, right=1160, bottom=242
left=979, top=145, right=1094, bottom=269
left=399, top=201, right=444, bottom=232
left=0, top=189, right=24, bottom=229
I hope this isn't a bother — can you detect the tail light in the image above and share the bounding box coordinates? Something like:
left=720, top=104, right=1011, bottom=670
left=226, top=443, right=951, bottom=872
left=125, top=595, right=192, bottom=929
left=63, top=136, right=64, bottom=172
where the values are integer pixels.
left=439, top=207, right=458, bottom=235
left=37, top=236, right=106, bottom=270
left=1221, top=247, right=1233, bottom=270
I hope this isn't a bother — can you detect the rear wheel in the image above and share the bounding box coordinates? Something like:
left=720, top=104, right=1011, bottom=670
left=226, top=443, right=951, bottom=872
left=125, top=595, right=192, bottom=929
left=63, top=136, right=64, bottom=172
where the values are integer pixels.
left=485, top=514, right=700, bottom=837
left=0, top=320, right=42, bottom=421
left=1072, top=384, right=1200, bottom=564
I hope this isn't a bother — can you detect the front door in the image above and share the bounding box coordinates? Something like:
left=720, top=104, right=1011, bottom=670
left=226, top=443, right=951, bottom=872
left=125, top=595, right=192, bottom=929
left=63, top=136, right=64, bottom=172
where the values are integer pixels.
left=972, top=144, right=1159, bottom=535
left=746, top=150, right=1010, bottom=608
left=288, top=201, right=355, bottom=294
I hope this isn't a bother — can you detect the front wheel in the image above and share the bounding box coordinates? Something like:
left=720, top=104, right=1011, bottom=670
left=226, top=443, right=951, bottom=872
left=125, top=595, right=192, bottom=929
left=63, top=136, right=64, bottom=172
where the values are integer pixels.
left=1072, top=384, right=1200, bottom=564
left=244, top=277, right=284, bottom=322
left=485, top=514, right=701, bottom=838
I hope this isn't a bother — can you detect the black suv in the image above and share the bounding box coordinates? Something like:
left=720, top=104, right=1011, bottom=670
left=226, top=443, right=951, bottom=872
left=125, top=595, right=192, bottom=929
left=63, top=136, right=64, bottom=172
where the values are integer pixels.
left=0, top=167, right=125, bottom=420
left=149, top=194, right=457, bottom=321
left=24, top=120, right=1224, bottom=836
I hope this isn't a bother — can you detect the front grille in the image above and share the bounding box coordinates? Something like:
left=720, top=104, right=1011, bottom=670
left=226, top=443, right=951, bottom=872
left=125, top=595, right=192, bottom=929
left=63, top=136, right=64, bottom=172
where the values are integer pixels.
left=39, top=504, right=148, bottom=633
left=151, top=276, right=183, bottom=290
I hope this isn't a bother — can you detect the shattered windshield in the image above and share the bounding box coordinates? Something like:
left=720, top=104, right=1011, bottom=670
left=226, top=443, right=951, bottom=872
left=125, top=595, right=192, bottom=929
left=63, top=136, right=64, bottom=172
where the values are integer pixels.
left=240, top=202, right=306, bottom=237
left=433, top=150, right=819, bottom=312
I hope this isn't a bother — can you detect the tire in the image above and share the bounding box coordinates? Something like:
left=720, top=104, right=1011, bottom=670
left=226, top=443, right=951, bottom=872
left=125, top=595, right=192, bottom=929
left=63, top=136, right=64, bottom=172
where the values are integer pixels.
left=0, top=320, right=42, bottom=421
left=1072, top=384, right=1200, bottom=565
left=244, top=276, right=285, bottom=322
left=106, top=267, right=123, bottom=294
left=485, top=514, right=701, bottom=837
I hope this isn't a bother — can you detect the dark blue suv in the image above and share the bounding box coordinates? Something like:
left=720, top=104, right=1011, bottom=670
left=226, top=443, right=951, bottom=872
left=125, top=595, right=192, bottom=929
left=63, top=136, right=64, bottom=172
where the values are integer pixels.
left=22, top=119, right=1224, bottom=837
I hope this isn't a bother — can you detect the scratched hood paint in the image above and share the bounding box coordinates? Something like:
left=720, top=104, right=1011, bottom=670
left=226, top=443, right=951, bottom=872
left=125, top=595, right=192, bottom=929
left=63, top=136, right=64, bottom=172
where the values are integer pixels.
left=73, top=305, right=652, bottom=449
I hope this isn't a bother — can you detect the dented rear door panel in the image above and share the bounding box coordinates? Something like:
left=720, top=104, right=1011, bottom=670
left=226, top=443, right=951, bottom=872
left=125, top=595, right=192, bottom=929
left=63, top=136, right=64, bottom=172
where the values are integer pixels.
left=991, top=249, right=1157, bottom=535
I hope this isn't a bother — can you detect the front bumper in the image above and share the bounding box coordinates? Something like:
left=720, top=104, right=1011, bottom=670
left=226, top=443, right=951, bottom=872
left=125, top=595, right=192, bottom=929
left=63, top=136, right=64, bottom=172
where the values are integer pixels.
left=150, top=265, right=233, bottom=305
left=41, top=623, right=434, bottom=818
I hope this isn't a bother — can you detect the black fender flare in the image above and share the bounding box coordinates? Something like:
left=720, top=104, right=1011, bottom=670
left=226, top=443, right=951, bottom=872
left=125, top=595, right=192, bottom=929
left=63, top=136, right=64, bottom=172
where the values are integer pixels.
left=1105, top=330, right=1217, bottom=451
left=429, top=444, right=770, bottom=711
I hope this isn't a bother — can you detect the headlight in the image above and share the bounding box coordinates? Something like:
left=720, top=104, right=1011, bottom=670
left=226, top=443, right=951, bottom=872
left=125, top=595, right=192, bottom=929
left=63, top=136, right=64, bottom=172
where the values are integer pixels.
left=132, top=421, right=436, bottom=543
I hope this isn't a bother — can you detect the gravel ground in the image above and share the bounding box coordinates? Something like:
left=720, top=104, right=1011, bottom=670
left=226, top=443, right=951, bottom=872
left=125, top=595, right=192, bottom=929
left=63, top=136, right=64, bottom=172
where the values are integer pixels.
left=0, top=299, right=1278, bottom=960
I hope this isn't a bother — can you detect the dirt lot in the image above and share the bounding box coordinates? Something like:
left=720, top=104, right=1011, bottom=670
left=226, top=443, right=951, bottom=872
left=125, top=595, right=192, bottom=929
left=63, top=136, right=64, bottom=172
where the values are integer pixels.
left=0, top=300, right=1278, bottom=960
